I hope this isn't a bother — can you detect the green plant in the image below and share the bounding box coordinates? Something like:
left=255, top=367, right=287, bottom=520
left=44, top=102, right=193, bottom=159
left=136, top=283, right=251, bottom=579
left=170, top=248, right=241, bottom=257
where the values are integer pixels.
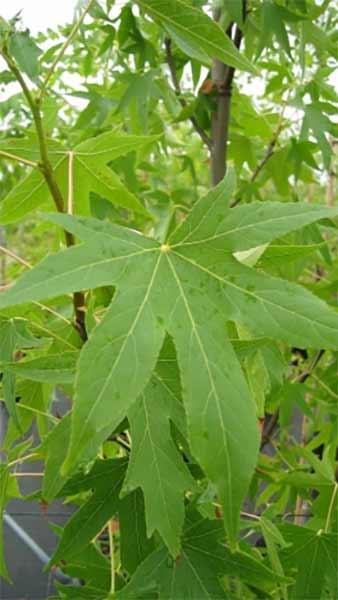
left=0, top=1, right=337, bottom=598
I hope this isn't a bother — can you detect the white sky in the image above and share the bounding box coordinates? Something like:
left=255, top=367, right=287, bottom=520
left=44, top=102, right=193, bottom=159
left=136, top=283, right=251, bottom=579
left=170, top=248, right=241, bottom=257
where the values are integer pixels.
left=1, top=0, right=78, bottom=32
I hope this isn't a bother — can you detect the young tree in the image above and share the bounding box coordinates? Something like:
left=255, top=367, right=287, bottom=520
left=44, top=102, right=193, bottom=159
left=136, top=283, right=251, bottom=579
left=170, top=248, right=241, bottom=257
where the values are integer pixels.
left=0, top=1, right=337, bottom=597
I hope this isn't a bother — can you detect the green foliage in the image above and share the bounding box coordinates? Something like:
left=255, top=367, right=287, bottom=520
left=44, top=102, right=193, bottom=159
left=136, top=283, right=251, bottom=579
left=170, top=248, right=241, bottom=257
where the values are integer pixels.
left=9, top=31, right=41, bottom=80
left=136, top=0, right=255, bottom=72
left=0, top=1, right=337, bottom=598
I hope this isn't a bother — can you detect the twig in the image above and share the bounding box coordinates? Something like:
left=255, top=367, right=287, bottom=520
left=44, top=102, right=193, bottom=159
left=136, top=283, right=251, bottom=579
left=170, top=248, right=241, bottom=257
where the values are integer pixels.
left=240, top=511, right=260, bottom=521
left=7, top=452, right=40, bottom=468
left=108, top=521, right=115, bottom=595
left=40, top=0, right=96, bottom=98
left=260, top=411, right=279, bottom=450
left=11, top=472, right=44, bottom=477
left=326, top=139, right=337, bottom=207
left=0, top=244, right=31, bottom=268
left=294, top=349, right=325, bottom=384
left=1, top=48, right=87, bottom=341
left=294, top=407, right=308, bottom=525
left=325, top=483, right=338, bottom=533
left=292, top=349, right=327, bottom=526
left=231, top=95, right=289, bottom=207
left=67, top=151, right=74, bottom=215
left=164, top=38, right=212, bottom=150
left=15, top=402, right=58, bottom=423
left=249, top=114, right=286, bottom=183
left=26, top=320, right=77, bottom=349
left=0, top=245, right=72, bottom=325
left=0, top=150, right=37, bottom=169
left=310, top=373, right=338, bottom=400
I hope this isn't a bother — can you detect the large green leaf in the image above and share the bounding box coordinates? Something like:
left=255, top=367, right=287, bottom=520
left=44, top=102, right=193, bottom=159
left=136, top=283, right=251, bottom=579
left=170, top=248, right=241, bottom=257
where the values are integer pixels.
left=136, top=0, right=255, bottom=73
left=1, top=174, right=338, bottom=547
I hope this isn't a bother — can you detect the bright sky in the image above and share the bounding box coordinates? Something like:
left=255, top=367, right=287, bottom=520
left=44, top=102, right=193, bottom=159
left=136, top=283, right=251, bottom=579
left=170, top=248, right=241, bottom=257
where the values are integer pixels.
left=1, top=0, right=78, bottom=32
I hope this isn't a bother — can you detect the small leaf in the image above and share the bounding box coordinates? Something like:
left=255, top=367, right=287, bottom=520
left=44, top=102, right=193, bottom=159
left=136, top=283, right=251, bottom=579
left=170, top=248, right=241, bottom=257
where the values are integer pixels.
left=0, top=169, right=47, bottom=224
left=258, top=1, right=291, bottom=57
left=51, top=458, right=127, bottom=563
left=9, top=31, right=42, bottom=80
left=42, top=414, right=72, bottom=502
left=302, top=103, right=333, bottom=170
left=2, top=352, right=79, bottom=383
left=75, top=159, right=147, bottom=215
left=0, top=319, right=20, bottom=431
left=58, top=541, right=110, bottom=591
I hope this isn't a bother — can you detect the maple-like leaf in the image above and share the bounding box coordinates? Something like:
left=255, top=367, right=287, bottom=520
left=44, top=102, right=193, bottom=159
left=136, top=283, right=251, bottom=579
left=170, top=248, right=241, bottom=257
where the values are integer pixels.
left=279, top=523, right=338, bottom=600
left=0, top=172, right=338, bottom=549
left=50, top=458, right=127, bottom=564
left=116, top=510, right=287, bottom=599
left=0, top=132, right=158, bottom=222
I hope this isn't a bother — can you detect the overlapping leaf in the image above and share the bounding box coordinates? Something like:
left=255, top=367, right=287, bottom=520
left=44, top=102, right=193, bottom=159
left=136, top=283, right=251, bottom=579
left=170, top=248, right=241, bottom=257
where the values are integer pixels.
left=51, top=458, right=127, bottom=564
left=116, top=511, right=287, bottom=599
left=122, top=339, right=194, bottom=556
left=119, top=490, right=154, bottom=576
left=1, top=351, right=78, bottom=383
left=0, top=319, right=20, bottom=431
left=1, top=173, right=338, bottom=549
left=136, top=0, right=256, bottom=73
left=0, top=132, right=158, bottom=222
left=279, top=523, right=338, bottom=600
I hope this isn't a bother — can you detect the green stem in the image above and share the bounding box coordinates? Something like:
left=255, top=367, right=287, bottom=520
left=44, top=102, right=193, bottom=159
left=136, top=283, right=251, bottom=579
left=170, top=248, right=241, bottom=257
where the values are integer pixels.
left=325, top=483, right=338, bottom=533
left=1, top=47, right=88, bottom=341
left=67, top=151, right=74, bottom=214
left=108, top=521, right=115, bottom=596
left=39, top=0, right=96, bottom=98
left=14, top=402, right=58, bottom=423
left=7, top=452, right=40, bottom=468
left=0, top=150, right=37, bottom=168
